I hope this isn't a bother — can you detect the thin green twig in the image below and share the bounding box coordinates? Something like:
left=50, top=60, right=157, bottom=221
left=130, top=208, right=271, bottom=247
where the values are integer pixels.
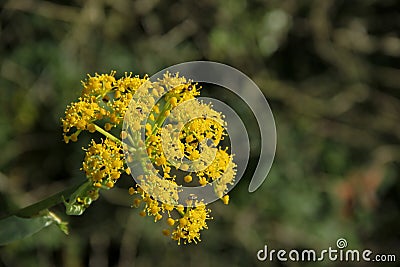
left=94, top=124, right=122, bottom=145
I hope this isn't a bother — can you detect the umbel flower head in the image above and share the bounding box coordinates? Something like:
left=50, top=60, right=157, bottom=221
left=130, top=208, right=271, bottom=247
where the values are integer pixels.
left=62, top=71, right=236, bottom=244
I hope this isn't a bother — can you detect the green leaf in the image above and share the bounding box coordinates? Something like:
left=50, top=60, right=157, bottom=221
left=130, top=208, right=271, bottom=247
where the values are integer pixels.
left=0, top=215, right=53, bottom=245
left=0, top=210, right=70, bottom=245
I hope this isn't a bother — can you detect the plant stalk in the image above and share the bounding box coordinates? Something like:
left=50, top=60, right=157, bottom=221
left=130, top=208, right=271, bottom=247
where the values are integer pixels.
left=94, top=124, right=122, bottom=145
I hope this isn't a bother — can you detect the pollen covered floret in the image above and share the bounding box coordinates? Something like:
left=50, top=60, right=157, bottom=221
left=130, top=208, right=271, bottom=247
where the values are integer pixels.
left=62, top=97, right=107, bottom=143
left=171, top=204, right=212, bottom=245
left=81, top=71, right=117, bottom=98
left=106, top=74, right=148, bottom=128
left=130, top=184, right=212, bottom=245
left=198, top=148, right=237, bottom=198
left=82, top=138, right=126, bottom=189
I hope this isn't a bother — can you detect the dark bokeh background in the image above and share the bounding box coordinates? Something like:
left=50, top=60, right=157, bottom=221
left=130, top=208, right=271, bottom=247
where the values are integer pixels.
left=0, top=0, right=399, bottom=266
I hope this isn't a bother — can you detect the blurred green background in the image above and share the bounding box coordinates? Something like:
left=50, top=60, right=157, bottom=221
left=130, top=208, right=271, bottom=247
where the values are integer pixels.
left=0, top=0, right=399, bottom=266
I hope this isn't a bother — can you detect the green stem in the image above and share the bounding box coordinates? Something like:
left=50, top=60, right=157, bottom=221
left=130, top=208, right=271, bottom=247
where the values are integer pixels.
left=3, top=181, right=85, bottom=219
left=176, top=208, right=185, bottom=217
left=146, top=102, right=171, bottom=144
left=94, top=124, right=122, bottom=145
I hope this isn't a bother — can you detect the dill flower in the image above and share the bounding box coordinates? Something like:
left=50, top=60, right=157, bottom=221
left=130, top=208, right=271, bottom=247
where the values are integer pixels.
left=62, top=71, right=147, bottom=214
left=171, top=204, right=212, bottom=245
left=62, top=97, right=105, bottom=142
left=62, top=71, right=147, bottom=143
left=62, top=71, right=236, bottom=244
left=82, top=138, right=125, bottom=189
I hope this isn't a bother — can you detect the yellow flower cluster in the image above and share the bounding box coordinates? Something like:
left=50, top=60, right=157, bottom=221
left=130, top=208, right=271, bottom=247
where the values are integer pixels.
left=198, top=148, right=237, bottom=198
left=62, top=71, right=146, bottom=143
left=62, top=97, right=103, bottom=143
left=62, top=71, right=146, bottom=215
left=130, top=187, right=211, bottom=245
left=171, top=204, right=211, bottom=244
left=82, top=138, right=125, bottom=189
left=135, top=173, right=180, bottom=205
left=62, top=71, right=236, bottom=244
